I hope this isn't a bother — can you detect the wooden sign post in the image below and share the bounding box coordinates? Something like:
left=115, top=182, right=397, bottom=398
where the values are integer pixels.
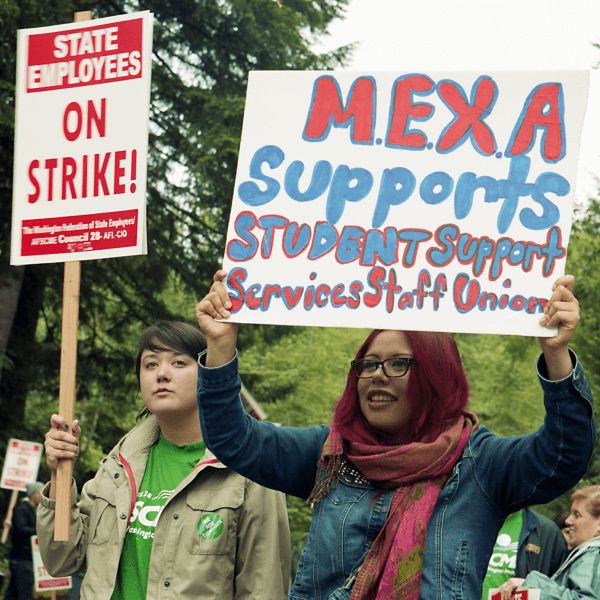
left=54, top=260, right=81, bottom=540
left=52, top=12, right=89, bottom=542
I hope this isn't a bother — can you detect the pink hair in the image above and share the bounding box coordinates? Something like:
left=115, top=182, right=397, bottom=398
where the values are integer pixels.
left=332, top=329, right=470, bottom=445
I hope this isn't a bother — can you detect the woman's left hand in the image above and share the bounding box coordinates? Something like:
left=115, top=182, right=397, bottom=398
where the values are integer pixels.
left=499, top=577, right=525, bottom=600
left=538, top=274, right=578, bottom=380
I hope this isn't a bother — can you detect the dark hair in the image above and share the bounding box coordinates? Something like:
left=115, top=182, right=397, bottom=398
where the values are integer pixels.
left=332, top=329, right=470, bottom=445
left=554, top=510, right=571, bottom=529
left=571, top=485, right=600, bottom=519
left=136, top=321, right=207, bottom=420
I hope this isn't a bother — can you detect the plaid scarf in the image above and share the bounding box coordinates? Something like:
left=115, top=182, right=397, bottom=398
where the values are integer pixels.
left=308, top=411, right=478, bottom=600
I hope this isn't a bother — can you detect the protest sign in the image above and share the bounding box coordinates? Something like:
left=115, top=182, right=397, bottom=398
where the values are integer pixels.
left=10, top=11, right=153, bottom=265
left=31, top=536, right=72, bottom=593
left=1, top=439, right=43, bottom=543
left=1, top=439, right=43, bottom=491
left=490, top=588, right=540, bottom=600
left=223, top=71, right=589, bottom=336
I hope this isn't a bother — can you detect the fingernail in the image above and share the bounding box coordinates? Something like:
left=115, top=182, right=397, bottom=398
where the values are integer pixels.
left=64, top=423, right=69, bottom=429
left=75, top=441, right=79, bottom=446
left=225, top=300, right=231, bottom=309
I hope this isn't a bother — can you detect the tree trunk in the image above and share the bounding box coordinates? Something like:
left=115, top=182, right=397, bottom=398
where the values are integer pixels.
left=0, top=266, right=47, bottom=439
left=0, top=264, right=25, bottom=385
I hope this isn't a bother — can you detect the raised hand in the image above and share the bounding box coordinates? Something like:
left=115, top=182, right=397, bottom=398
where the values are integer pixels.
left=196, top=270, right=239, bottom=367
left=538, top=274, right=579, bottom=380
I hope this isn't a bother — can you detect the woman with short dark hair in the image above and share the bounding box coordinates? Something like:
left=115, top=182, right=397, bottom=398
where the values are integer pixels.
left=37, top=320, right=290, bottom=600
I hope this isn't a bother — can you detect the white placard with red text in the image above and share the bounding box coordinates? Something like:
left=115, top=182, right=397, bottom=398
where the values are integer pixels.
left=0, top=439, right=43, bottom=491
left=31, top=536, right=72, bottom=592
left=223, top=71, right=589, bottom=336
left=11, top=11, right=153, bottom=265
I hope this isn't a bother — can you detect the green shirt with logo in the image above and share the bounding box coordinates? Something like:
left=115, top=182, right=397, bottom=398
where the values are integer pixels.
left=482, top=510, right=524, bottom=600
left=111, top=434, right=206, bottom=600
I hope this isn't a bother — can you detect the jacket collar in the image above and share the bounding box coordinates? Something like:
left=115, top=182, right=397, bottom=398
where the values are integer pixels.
left=554, top=535, right=600, bottom=578
left=112, top=413, right=226, bottom=470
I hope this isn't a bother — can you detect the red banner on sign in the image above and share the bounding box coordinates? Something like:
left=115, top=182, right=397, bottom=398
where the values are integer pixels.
left=27, top=18, right=143, bottom=92
left=20, top=209, right=138, bottom=255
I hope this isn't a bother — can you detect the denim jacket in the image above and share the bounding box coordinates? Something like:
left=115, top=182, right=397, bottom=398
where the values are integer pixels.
left=197, top=350, right=595, bottom=600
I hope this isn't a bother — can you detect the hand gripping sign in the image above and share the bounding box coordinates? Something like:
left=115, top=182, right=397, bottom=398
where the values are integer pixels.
left=223, top=71, right=589, bottom=336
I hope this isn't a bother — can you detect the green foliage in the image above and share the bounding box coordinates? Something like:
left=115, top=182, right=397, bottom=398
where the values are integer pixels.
left=240, top=326, right=370, bottom=426
left=456, top=333, right=545, bottom=436
left=565, top=195, right=600, bottom=489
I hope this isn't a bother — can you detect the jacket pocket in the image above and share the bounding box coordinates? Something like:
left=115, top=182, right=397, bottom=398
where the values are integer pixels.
left=184, top=486, right=244, bottom=555
left=87, top=488, right=117, bottom=545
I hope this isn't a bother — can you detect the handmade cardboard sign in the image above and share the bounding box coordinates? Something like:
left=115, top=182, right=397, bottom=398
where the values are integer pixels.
left=223, top=71, right=589, bottom=335
left=11, top=11, right=153, bottom=265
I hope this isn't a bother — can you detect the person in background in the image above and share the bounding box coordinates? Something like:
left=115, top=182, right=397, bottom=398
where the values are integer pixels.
left=553, top=509, right=573, bottom=547
left=4, top=481, right=43, bottom=600
left=36, top=321, right=291, bottom=600
left=482, top=507, right=567, bottom=600
left=500, top=485, right=600, bottom=599
left=195, top=271, right=595, bottom=600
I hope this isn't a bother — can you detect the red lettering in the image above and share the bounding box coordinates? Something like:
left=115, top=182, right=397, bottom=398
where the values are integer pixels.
left=303, top=76, right=374, bottom=143
left=63, top=101, right=82, bottom=141
left=436, top=77, right=496, bottom=154
left=114, top=150, right=126, bottom=194
left=45, top=158, right=58, bottom=201
left=246, top=285, right=261, bottom=310
left=387, top=75, right=434, bottom=148
left=28, top=160, right=40, bottom=203
left=87, top=98, right=106, bottom=138
left=508, top=83, right=564, bottom=163
left=364, top=266, right=385, bottom=308
left=330, top=284, right=346, bottom=307
left=62, top=156, right=77, bottom=199
left=282, top=287, right=303, bottom=308
left=261, top=285, right=282, bottom=310
left=94, top=152, right=111, bottom=196
left=315, top=284, right=330, bottom=307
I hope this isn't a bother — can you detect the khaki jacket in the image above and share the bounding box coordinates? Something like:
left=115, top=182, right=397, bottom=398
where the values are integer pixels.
left=37, top=415, right=290, bottom=600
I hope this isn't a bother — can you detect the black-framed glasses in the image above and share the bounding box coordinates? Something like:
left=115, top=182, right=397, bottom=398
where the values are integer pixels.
left=351, top=357, right=417, bottom=379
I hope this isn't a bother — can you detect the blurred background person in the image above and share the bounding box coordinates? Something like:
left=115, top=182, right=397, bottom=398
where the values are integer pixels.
left=553, top=509, right=573, bottom=546
left=500, top=485, right=600, bottom=599
left=482, top=507, right=567, bottom=600
left=4, top=482, right=43, bottom=600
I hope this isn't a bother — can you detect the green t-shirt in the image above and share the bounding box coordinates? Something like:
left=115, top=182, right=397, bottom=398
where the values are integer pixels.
left=110, top=434, right=206, bottom=600
left=481, top=510, right=524, bottom=600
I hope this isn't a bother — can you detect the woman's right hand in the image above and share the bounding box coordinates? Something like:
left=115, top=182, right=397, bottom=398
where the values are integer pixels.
left=196, top=270, right=239, bottom=367
left=45, top=415, right=80, bottom=473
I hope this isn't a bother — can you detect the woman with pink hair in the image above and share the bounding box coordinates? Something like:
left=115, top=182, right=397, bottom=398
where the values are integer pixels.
left=196, top=271, right=595, bottom=600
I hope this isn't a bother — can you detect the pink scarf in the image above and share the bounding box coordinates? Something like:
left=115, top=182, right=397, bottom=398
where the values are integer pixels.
left=309, top=411, right=478, bottom=600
